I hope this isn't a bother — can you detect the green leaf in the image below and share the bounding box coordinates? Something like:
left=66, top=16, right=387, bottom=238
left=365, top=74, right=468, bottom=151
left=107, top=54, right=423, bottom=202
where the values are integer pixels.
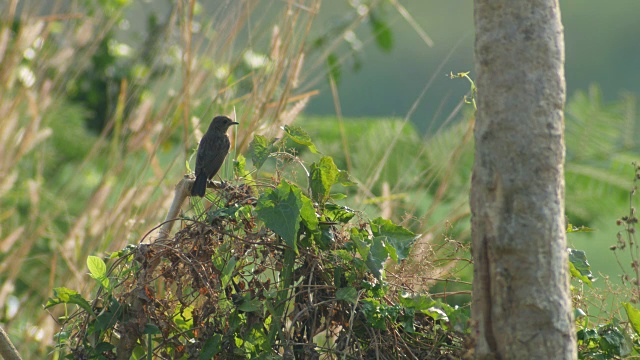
left=398, top=292, right=435, bottom=311
left=234, top=153, right=250, bottom=178
left=337, top=170, right=356, bottom=187
left=336, top=287, right=358, bottom=304
left=316, top=224, right=335, bottom=250
left=568, top=248, right=593, bottom=286
left=221, top=256, right=237, bottom=289
left=237, top=297, right=262, bottom=313
left=283, top=125, right=320, bottom=154
left=143, top=324, right=161, bottom=335
left=369, top=10, right=393, bottom=52
left=324, top=204, right=355, bottom=223
left=424, top=307, right=449, bottom=322
left=95, top=298, right=123, bottom=331
left=256, top=181, right=305, bottom=252
left=370, top=218, right=418, bottom=261
left=87, top=256, right=110, bottom=289
left=366, top=236, right=389, bottom=279
left=200, top=334, right=223, bottom=359
left=327, top=53, right=341, bottom=83
left=622, top=302, right=640, bottom=337
left=44, top=288, right=94, bottom=316
left=95, top=342, right=115, bottom=353
left=599, top=325, right=628, bottom=356
left=299, top=190, right=318, bottom=232
left=310, top=156, right=339, bottom=204
left=87, top=255, right=106, bottom=278
left=174, top=305, right=194, bottom=331
left=567, top=223, right=595, bottom=233
left=350, top=229, right=370, bottom=260
left=249, top=135, right=274, bottom=170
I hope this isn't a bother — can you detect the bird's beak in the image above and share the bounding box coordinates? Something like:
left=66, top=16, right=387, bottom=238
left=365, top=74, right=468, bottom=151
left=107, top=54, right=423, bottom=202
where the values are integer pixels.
left=231, top=121, right=239, bottom=126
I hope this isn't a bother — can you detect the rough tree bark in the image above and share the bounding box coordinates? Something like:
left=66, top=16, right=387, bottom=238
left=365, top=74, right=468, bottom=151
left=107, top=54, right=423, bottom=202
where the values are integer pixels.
left=471, top=1, right=576, bottom=359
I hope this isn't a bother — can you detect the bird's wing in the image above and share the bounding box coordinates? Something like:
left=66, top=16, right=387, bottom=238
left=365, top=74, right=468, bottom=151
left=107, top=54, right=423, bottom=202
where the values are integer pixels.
left=202, top=135, right=231, bottom=180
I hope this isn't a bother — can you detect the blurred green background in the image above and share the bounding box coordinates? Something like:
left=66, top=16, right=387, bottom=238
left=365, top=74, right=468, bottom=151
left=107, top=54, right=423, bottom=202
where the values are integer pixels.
left=2, top=0, right=639, bottom=356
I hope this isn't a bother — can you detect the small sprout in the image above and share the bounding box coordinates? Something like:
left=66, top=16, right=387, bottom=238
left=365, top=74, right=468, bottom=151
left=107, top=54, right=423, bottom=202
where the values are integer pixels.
left=610, top=245, right=617, bottom=251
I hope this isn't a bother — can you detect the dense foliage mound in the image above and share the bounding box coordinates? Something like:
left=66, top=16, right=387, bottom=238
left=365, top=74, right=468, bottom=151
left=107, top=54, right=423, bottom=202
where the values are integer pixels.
left=46, top=128, right=469, bottom=359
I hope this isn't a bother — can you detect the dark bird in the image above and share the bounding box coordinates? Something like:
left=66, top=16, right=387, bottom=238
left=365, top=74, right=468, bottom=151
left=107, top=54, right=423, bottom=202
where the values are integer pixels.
left=191, top=115, right=239, bottom=197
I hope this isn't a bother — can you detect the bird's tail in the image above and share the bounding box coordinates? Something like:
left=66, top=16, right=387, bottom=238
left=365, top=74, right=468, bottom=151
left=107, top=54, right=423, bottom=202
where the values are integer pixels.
left=191, top=174, right=207, bottom=197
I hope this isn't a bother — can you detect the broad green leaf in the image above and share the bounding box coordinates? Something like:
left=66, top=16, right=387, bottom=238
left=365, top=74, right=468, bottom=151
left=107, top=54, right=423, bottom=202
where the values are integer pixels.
left=336, top=287, right=358, bottom=304
left=599, top=325, right=629, bottom=356
left=568, top=248, right=593, bottom=286
left=256, top=181, right=303, bottom=252
left=365, top=236, right=389, bottom=279
left=337, top=170, right=356, bottom=186
left=144, top=324, right=161, bottom=335
left=221, top=256, right=237, bottom=288
left=424, top=307, right=449, bottom=322
left=95, top=299, right=123, bottom=331
left=370, top=217, right=418, bottom=261
left=237, top=297, right=262, bottom=313
left=297, top=188, right=318, bottom=231
left=316, top=224, right=335, bottom=250
left=350, top=229, right=370, bottom=260
left=44, top=288, right=94, bottom=316
left=283, top=125, right=320, bottom=154
left=234, top=153, right=252, bottom=179
left=310, top=156, right=339, bottom=204
left=87, top=255, right=106, bottom=278
left=622, top=302, right=640, bottom=337
left=249, top=135, right=273, bottom=170
left=398, top=292, right=435, bottom=311
left=200, top=334, right=222, bottom=359
left=324, top=204, right=355, bottom=223
left=174, top=305, right=194, bottom=331
left=94, top=342, right=115, bottom=353
left=87, top=256, right=110, bottom=289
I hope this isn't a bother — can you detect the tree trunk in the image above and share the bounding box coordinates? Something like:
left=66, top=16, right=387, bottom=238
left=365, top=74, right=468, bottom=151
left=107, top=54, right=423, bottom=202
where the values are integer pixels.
left=471, top=1, right=576, bottom=359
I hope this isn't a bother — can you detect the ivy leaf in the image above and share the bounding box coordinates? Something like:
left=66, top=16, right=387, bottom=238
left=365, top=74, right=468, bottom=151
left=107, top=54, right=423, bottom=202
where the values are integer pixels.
left=283, top=125, right=320, bottom=154
left=256, top=181, right=308, bottom=253
left=310, top=156, right=339, bottom=204
left=370, top=218, right=418, bottom=261
left=249, top=135, right=274, bottom=170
